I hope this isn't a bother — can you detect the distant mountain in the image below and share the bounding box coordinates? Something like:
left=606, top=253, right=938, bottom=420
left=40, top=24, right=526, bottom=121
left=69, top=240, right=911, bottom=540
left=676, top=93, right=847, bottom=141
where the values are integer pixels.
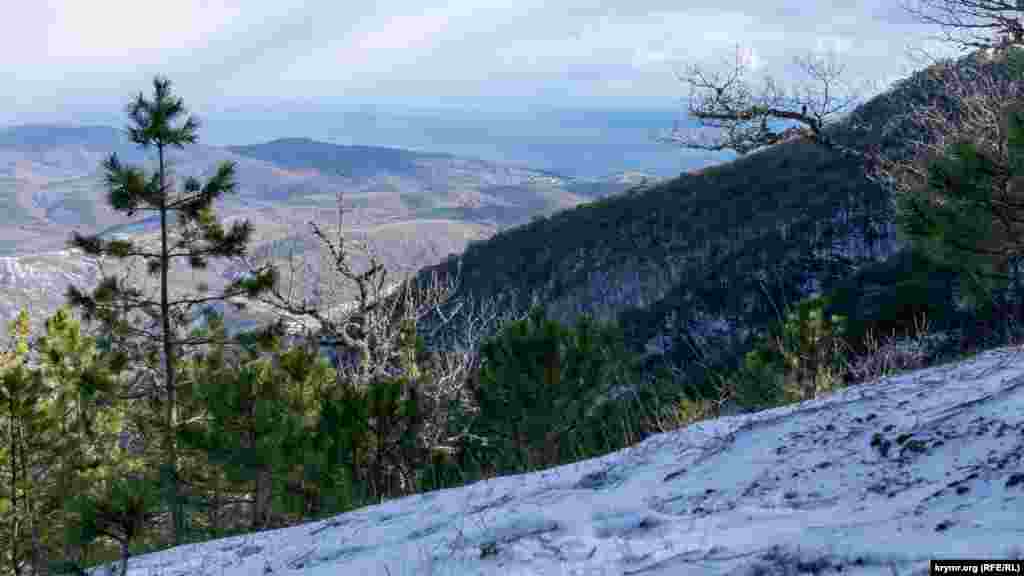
left=203, top=105, right=722, bottom=178
left=0, top=124, right=133, bottom=149
left=414, top=50, right=1015, bottom=388
left=225, top=137, right=658, bottom=229
left=0, top=125, right=663, bottom=333
left=416, top=135, right=895, bottom=373
left=228, top=138, right=459, bottom=179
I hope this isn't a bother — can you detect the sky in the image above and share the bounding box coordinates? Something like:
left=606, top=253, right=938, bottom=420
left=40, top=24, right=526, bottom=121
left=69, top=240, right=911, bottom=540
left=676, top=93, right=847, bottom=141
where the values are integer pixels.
left=3, top=1, right=966, bottom=117
left=1, top=1, right=968, bottom=176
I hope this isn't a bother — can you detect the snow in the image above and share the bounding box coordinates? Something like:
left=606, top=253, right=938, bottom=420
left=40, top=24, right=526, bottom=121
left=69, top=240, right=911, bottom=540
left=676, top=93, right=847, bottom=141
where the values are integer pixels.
left=88, top=346, right=1024, bottom=575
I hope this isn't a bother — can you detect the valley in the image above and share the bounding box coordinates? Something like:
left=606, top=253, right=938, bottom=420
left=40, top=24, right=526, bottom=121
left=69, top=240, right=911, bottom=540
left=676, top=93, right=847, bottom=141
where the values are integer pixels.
left=0, top=125, right=660, bottom=333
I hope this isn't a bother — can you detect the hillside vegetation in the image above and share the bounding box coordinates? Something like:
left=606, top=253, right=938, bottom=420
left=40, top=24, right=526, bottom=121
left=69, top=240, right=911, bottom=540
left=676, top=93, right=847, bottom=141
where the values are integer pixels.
left=0, top=126, right=655, bottom=337
left=5, top=48, right=1024, bottom=576
left=417, top=49, right=1024, bottom=396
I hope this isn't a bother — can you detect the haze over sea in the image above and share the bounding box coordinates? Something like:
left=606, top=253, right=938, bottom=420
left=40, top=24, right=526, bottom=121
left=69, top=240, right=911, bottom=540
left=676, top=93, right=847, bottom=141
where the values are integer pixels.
left=54, top=103, right=724, bottom=179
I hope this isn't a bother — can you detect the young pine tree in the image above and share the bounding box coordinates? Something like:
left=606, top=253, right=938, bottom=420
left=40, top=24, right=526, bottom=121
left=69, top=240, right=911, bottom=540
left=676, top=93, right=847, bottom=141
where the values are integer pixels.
left=176, top=328, right=323, bottom=531
left=896, top=49, right=1024, bottom=317
left=65, top=76, right=276, bottom=546
left=0, top=311, right=53, bottom=576
left=0, top=308, right=138, bottom=576
left=470, top=307, right=636, bottom=473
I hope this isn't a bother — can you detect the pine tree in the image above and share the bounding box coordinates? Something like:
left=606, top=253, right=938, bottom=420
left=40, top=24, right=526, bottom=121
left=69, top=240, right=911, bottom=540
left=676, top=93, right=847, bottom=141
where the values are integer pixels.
left=774, top=296, right=847, bottom=401
left=896, top=48, right=1024, bottom=316
left=35, top=307, right=139, bottom=569
left=470, top=307, right=635, bottom=473
left=0, top=308, right=138, bottom=576
left=0, top=311, right=52, bottom=576
left=176, top=317, right=341, bottom=530
left=177, top=337, right=308, bottom=530
left=38, top=307, right=126, bottom=495
left=65, top=76, right=276, bottom=546
left=62, top=474, right=160, bottom=576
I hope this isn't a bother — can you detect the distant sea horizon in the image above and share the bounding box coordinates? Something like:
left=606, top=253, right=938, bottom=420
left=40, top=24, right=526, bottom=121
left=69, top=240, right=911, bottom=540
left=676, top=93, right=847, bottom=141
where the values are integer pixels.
left=4, top=103, right=733, bottom=179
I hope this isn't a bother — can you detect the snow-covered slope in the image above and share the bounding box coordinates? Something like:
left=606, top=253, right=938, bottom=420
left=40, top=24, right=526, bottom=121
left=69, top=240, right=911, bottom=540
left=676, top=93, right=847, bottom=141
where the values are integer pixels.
left=89, top=347, right=1024, bottom=576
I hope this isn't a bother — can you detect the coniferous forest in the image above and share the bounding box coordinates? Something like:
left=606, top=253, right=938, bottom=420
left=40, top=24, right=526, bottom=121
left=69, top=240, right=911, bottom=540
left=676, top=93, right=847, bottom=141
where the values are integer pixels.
left=6, top=16, right=1024, bottom=576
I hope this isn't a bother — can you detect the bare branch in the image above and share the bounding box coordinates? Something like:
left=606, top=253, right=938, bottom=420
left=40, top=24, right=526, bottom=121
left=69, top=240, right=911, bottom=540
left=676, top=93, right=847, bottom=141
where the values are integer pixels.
left=243, top=189, right=458, bottom=389
left=664, top=44, right=870, bottom=159
left=867, top=49, right=1024, bottom=192
left=901, top=0, right=1024, bottom=52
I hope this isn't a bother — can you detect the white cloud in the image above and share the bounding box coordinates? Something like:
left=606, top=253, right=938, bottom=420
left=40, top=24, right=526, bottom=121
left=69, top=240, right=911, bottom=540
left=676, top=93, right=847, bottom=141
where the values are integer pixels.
left=0, top=0, right=968, bottom=124
left=46, top=0, right=244, bottom=62
left=352, top=13, right=452, bottom=53
left=814, top=34, right=851, bottom=56
left=2, top=0, right=245, bottom=75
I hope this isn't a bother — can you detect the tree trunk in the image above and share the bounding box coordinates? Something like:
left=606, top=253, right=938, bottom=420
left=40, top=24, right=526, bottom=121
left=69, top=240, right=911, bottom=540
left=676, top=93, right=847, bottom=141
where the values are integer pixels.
left=118, top=537, right=130, bottom=576
left=349, top=442, right=365, bottom=505
left=8, top=404, right=22, bottom=576
left=24, top=459, right=40, bottom=576
left=253, top=468, right=273, bottom=530
left=210, top=476, right=221, bottom=537
left=157, top=143, right=183, bottom=546
left=30, top=510, right=42, bottom=576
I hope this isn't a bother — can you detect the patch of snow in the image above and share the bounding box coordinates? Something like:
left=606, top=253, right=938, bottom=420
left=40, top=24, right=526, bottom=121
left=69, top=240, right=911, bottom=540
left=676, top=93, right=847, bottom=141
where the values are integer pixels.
left=88, top=346, right=1024, bottom=576
left=0, top=254, right=100, bottom=292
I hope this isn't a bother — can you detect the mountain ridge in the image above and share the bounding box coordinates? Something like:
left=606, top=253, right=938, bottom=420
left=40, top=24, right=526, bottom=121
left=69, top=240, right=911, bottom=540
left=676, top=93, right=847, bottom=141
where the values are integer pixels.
left=412, top=50, right=1015, bottom=385
left=0, top=124, right=663, bottom=334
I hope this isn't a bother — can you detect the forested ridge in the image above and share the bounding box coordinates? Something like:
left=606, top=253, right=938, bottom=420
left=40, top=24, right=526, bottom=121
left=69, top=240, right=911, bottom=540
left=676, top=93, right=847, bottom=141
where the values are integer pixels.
left=6, top=37, right=1024, bottom=576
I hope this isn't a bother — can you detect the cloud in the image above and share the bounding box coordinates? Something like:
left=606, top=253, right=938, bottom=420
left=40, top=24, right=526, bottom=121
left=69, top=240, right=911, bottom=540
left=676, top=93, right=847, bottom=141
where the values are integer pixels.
left=50, top=0, right=243, bottom=62
left=4, top=1, right=244, bottom=76
left=353, top=13, right=452, bottom=52
left=1, top=0, right=967, bottom=125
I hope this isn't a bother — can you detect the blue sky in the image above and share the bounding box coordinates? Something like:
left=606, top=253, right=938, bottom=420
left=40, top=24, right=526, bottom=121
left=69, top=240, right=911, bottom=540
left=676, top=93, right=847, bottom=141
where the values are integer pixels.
left=2, top=1, right=967, bottom=176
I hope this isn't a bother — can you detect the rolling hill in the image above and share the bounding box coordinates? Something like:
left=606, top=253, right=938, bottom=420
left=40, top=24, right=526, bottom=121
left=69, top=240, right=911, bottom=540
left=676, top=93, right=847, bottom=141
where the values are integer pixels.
left=0, top=126, right=660, bottom=333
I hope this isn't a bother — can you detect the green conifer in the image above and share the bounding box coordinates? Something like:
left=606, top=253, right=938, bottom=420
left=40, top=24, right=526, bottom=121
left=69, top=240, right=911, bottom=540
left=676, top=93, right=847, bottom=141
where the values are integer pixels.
left=65, top=76, right=276, bottom=546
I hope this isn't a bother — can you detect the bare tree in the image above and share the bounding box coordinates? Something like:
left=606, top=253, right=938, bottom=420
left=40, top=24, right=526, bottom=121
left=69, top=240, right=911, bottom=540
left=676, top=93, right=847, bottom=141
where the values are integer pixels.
left=664, top=35, right=1024, bottom=190
left=668, top=19, right=1024, bottom=316
left=865, top=48, right=1024, bottom=196
left=901, top=0, right=1024, bottom=52
left=247, top=188, right=538, bottom=384
left=248, top=193, right=450, bottom=389
left=665, top=0, right=1024, bottom=175
left=663, top=44, right=870, bottom=158
left=242, top=191, right=536, bottom=485
left=414, top=287, right=534, bottom=455
left=868, top=49, right=1024, bottom=309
